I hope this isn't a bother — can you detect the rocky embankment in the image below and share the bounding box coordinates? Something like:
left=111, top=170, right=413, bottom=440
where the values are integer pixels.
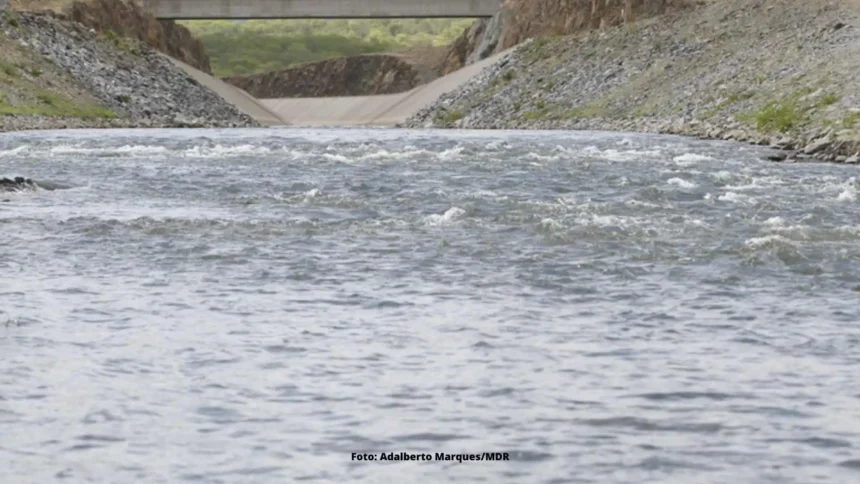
left=406, top=0, right=860, bottom=163
left=442, top=0, right=690, bottom=74
left=67, top=0, right=211, bottom=73
left=224, top=54, right=422, bottom=98
left=1, top=11, right=256, bottom=132
left=8, top=0, right=210, bottom=72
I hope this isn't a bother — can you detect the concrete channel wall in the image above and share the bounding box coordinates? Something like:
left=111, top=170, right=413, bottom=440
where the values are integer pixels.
left=164, top=47, right=514, bottom=127
left=260, top=48, right=515, bottom=127
left=166, top=56, right=287, bottom=126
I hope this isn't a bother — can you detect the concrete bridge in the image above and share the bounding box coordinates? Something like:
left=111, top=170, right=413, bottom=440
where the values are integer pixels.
left=141, top=0, right=500, bottom=19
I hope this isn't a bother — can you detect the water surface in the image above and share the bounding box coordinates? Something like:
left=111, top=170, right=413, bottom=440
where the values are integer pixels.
left=2, top=128, right=860, bottom=483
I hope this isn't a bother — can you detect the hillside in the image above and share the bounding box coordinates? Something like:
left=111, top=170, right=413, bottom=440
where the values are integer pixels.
left=0, top=10, right=255, bottom=131
left=0, top=11, right=116, bottom=129
left=181, top=19, right=476, bottom=77
left=224, top=54, right=423, bottom=98
left=406, top=0, right=860, bottom=162
left=9, top=0, right=211, bottom=72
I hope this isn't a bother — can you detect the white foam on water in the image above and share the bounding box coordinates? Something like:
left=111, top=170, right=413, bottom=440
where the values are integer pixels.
left=764, top=216, right=787, bottom=226
left=424, top=206, right=466, bottom=226
left=0, top=145, right=31, bottom=157
left=718, top=191, right=756, bottom=204
left=673, top=153, right=714, bottom=165
left=667, top=177, right=698, bottom=189
left=182, top=144, right=271, bottom=158
left=437, top=146, right=465, bottom=161
left=525, top=152, right=560, bottom=162
left=595, top=148, right=664, bottom=162
left=575, top=213, right=633, bottom=228
left=745, top=234, right=795, bottom=249
left=357, top=148, right=427, bottom=161
left=462, top=190, right=509, bottom=202
left=537, top=218, right=564, bottom=232
left=321, top=153, right=351, bottom=163
left=836, top=187, right=857, bottom=202
left=624, top=199, right=662, bottom=208
left=41, top=144, right=172, bottom=157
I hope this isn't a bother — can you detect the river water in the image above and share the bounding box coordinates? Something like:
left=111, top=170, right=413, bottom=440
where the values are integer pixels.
left=2, top=128, right=860, bottom=483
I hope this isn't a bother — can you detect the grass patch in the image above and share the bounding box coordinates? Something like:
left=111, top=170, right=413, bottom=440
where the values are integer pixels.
left=4, top=12, right=19, bottom=28
left=103, top=30, right=142, bottom=56
left=0, top=61, right=19, bottom=78
left=819, top=94, right=839, bottom=107
left=490, top=69, right=517, bottom=89
left=0, top=89, right=116, bottom=119
left=523, top=109, right=550, bottom=121
left=434, top=110, right=463, bottom=125
left=705, top=90, right=756, bottom=118
left=36, top=92, right=57, bottom=106
left=30, top=67, right=42, bottom=77
left=842, top=112, right=860, bottom=128
left=738, top=98, right=806, bottom=133
left=633, top=103, right=660, bottom=117
left=565, top=104, right=607, bottom=119
left=827, top=112, right=860, bottom=130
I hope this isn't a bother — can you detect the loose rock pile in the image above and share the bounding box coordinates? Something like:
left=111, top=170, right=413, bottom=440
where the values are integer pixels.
left=405, top=0, right=860, bottom=163
left=2, top=13, right=257, bottom=129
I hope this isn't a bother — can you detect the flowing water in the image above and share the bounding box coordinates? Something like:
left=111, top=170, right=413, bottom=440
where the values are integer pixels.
left=2, top=128, right=860, bottom=484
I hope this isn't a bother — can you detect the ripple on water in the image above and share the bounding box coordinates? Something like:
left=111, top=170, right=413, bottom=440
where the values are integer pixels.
left=2, top=128, right=860, bottom=483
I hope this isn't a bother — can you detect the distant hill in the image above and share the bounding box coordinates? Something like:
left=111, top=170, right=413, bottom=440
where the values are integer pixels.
left=180, top=19, right=476, bottom=77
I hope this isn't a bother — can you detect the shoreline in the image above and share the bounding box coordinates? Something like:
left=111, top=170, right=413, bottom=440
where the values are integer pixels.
left=0, top=115, right=257, bottom=134
left=3, top=117, right=856, bottom=166
left=402, top=0, right=860, bottom=166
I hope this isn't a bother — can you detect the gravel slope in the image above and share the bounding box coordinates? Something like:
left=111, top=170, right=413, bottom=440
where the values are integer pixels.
left=1, top=12, right=257, bottom=132
left=404, top=0, right=860, bottom=163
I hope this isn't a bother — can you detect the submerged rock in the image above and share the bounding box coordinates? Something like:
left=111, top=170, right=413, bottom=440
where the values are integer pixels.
left=0, top=177, right=68, bottom=191
left=0, top=177, right=38, bottom=192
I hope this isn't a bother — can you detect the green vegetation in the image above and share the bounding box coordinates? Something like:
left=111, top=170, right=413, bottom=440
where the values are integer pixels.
left=0, top=89, right=116, bottom=118
left=437, top=110, right=464, bottom=124
left=841, top=112, right=860, bottom=128
left=4, top=11, right=19, bottom=28
left=104, top=30, right=141, bottom=55
left=733, top=87, right=848, bottom=134
left=819, top=93, right=839, bottom=107
left=738, top=95, right=807, bottom=133
left=0, top=61, right=18, bottom=78
left=181, top=19, right=475, bottom=76
left=823, top=112, right=860, bottom=130
left=705, top=90, right=755, bottom=117
left=1, top=34, right=117, bottom=120
left=566, top=104, right=606, bottom=118
left=523, top=108, right=550, bottom=121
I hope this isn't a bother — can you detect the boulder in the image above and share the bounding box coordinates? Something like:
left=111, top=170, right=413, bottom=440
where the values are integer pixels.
left=803, top=137, right=831, bottom=155
left=1, top=177, right=38, bottom=192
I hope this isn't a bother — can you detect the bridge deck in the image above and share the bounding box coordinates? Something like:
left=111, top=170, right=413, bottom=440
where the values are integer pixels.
left=142, top=0, right=499, bottom=19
